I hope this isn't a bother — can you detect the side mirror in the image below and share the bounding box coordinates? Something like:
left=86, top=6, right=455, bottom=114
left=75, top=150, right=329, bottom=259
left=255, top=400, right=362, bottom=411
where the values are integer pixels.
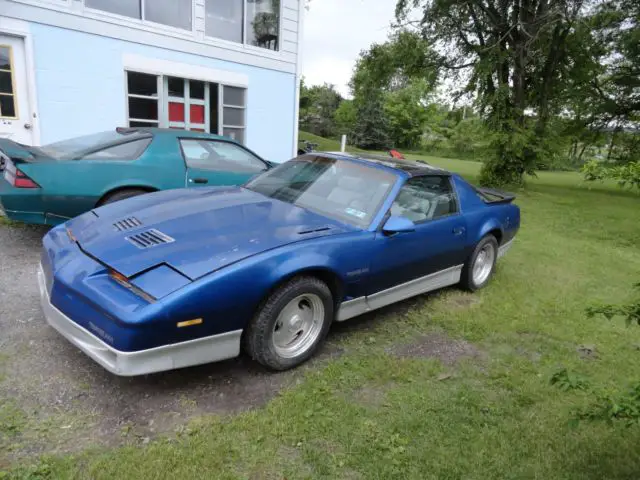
left=382, top=215, right=415, bottom=235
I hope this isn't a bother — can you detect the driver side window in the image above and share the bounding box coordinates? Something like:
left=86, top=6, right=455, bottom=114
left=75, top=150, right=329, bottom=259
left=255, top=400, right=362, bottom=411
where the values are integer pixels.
left=179, top=139, right=267, bottom=173
left=390, top=176, right=458, bottom=223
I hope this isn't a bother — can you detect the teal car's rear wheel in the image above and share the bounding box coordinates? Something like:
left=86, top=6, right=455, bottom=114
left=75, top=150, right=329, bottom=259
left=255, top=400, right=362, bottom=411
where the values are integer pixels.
left=245, top=276, right=333, bottom=371
left=99, top=188, right=150, bottom=206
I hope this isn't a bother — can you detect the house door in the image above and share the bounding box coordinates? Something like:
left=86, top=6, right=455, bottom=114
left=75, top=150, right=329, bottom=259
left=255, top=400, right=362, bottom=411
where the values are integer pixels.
left=0, top=35, right=34, bottom=145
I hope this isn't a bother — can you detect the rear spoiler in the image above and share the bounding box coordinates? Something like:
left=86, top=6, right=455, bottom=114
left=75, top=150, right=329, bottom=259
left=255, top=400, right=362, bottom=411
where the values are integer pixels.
left=475, top=186, right=516, bottom=204
left=0, top=139, right=36, bottom=168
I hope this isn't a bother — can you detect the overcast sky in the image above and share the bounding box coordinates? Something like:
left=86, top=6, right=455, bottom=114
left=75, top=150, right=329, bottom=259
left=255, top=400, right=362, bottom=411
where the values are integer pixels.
left=301, top=0, right=398, bottom=97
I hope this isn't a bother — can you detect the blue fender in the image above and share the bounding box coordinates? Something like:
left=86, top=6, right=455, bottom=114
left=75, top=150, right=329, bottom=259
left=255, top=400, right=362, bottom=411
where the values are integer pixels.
left=476, top=218, right=503, bottom=244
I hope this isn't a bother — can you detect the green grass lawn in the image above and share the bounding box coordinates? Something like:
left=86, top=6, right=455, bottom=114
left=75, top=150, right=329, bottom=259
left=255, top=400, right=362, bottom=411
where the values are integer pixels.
left=5, top=145, right=640, bottom=479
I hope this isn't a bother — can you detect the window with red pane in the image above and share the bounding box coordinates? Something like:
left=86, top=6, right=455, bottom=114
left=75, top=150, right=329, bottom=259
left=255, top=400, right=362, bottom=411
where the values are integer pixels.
left=126, top=71, right=247, bottom=144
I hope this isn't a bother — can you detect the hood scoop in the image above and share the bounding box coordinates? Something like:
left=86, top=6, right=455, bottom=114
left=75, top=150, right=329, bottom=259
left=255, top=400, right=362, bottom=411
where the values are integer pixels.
left=113, top=216, right=142, bottom=232
left=126, top=229, right=175, bottom=249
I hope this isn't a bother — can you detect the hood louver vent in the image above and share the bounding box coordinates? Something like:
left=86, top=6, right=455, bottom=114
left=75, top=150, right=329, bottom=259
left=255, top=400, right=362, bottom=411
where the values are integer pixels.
left=126, top=229, right=175, bottom=249
left=114, top=217, right=142, bottom=232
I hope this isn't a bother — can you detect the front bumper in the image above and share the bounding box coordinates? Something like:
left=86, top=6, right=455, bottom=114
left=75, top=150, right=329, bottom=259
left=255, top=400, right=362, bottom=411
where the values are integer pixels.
left=37, top=265, right=242, bottom=376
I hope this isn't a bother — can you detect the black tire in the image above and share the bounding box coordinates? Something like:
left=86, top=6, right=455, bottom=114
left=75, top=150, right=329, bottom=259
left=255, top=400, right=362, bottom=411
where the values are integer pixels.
left=99, top=189, right=150, bottom=206
left=460, top=235, right=499, bottom=292
left=245, top=276, right=333, bottom=371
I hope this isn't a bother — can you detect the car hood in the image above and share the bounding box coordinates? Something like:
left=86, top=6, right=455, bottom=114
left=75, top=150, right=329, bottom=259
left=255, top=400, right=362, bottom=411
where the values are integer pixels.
left=69, top=187, right=354, bottom=280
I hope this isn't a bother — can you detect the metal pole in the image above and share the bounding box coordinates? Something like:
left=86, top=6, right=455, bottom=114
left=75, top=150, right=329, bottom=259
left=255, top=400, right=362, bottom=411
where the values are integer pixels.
left=340, top=134, right=347, bottom=152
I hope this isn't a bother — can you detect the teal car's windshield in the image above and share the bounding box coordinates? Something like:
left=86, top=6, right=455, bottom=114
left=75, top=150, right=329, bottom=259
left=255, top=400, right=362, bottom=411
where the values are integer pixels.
left=245, top=155, right=397, bottom=228
left=39, top=131, right=148, bottom=160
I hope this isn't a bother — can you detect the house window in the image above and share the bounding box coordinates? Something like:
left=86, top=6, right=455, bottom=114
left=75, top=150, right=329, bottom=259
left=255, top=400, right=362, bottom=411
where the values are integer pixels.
left=205, top=0, right=280, bottom=51
left=0, top=46, right=17, bottom=119
left=126, top=72, right=160, bottom=127
left=205, top=0, right=243, bottom=43
left=145, top=0, right=192, bottom=30
left=166, top=77, right=209, bottom=132
left=85, top=0, right=192, bottom=31
left=222, top=86, right=246, bottom=144
left=125, top=71, right=248, bottom=144
left=246, top=0, right=280, bottom=51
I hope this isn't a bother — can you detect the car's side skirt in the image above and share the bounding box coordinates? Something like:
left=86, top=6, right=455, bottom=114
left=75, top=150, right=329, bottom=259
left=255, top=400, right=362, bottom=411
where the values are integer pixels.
left=337, top=264, right=464, bottom=322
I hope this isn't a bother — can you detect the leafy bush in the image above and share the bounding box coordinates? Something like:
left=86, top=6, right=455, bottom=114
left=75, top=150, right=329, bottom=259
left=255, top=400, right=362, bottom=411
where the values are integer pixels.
left=574, top=284, right=640, bottom=425
left=582, top=160, right=640, bottom=190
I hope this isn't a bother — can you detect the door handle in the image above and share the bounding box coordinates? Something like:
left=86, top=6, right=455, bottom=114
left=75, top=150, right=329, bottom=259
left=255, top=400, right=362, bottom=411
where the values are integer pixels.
left=192, top=178, right=208, bottom=184
left=453, top=227, right=466, bottom=236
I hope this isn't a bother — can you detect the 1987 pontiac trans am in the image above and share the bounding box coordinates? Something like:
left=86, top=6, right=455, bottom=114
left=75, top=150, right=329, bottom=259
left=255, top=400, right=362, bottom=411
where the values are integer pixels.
left=38, top=153, right=520, bottom=376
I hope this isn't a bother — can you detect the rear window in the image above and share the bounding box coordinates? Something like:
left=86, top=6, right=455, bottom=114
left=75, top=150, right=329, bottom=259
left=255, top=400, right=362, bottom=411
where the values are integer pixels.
left=81, top=138, right=152, bottom=160
left=39, top=130, right=151, bottom=160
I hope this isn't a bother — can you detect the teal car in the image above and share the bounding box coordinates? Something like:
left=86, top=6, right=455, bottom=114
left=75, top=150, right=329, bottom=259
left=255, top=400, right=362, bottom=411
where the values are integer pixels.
left=0, top=128, right=272, bottom=226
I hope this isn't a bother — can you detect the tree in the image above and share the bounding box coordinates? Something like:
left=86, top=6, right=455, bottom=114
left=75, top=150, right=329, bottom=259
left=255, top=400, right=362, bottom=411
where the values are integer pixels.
left=349, top=30, right=437, bottom=149
left=350, top=30, right=438, bottom=98
left=395, top=0, right=603, bottom=186
left=334, top=100, right=357, bottom=136
left=352, top=94, right=391, bottom=150
left=299, top=80, right=343, bottom=137
left=384, top=79, right=432, bottom=149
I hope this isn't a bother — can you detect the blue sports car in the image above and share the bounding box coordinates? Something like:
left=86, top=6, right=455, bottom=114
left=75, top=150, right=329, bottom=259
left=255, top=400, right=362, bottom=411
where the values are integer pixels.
left=38, top=153, right=520, bottom=375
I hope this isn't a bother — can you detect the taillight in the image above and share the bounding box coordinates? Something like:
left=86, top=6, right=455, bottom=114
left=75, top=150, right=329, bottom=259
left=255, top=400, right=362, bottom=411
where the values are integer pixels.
left=13, top=169, right=39, bottom=189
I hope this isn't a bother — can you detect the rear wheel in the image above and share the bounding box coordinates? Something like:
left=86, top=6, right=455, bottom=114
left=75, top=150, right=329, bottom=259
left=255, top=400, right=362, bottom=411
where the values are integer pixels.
left=99, top=188, right=150, bottom=206
left=245, top=276, right=333, bottom=371
left=460, top=235, right=498, bottom=291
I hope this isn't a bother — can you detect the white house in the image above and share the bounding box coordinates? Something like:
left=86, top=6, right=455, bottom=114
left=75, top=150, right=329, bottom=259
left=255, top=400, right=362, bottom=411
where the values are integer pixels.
left=0, top=0, right=303, bottom=162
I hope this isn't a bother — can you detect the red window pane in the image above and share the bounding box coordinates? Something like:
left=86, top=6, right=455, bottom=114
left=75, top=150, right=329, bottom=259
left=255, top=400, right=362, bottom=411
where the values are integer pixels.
left=169, top=102, right=185, bottom=122
left=190, top=105, right=205, bottom=124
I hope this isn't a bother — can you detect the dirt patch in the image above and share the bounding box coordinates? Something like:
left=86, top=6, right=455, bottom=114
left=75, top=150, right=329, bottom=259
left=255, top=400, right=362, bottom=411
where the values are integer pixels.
left=443, top=292, right=482, bottom=310
left=577, top=344, right=598, bottom=360
left=0, top=224, right=344, bottom=464
left=350, top=383, right=395, bottom=409
left=390, top=333, right=482, bottom=365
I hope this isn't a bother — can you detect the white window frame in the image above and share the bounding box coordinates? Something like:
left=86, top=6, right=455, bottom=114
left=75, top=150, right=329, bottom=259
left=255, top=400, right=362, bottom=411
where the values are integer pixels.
left=221, top=86, right=247, bottom=143
left=83, top=0, right=197, bottom=36
left=204, top=0, right=283, bottom=52
left=125, top=71, right=248, bottom=142
left=164, top=77, right=210, bottom=132
left=0, top=44, right=19, bottom=120
left=125, top=72, right=161, bottom=127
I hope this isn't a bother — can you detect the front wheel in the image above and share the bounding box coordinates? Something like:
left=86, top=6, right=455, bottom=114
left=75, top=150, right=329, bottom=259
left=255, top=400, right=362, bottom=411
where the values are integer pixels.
left=460, top=235, right=499, bottom=291
left=245, top=276, right=333, bottom=371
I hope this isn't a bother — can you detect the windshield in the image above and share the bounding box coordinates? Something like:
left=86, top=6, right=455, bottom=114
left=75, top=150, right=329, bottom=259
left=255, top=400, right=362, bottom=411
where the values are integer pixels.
left=245, top=155, right=397, bottom=228
left=39, top=131, right=146, bottom=160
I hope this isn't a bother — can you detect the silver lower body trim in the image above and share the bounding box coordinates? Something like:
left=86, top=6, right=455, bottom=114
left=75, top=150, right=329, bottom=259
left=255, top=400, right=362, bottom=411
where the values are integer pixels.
left=498, top=239, right=515, bottom=258
left=37, top=266, right=242, bottom=376
left=337, top=264, right=463, bottom=322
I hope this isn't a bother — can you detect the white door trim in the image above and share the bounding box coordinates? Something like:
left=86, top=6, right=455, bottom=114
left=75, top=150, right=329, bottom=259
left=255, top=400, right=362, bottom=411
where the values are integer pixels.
left=0, top=18, right=40, bottom=145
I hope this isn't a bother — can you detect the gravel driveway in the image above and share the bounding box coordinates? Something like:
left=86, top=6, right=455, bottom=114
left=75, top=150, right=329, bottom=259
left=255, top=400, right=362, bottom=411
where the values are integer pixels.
left=0, top=223, right=342, bottom=463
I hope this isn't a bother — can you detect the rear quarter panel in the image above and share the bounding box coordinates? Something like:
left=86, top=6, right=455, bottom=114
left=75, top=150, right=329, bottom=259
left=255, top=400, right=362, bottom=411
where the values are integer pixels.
left=453, top=175, right=521, bottom=246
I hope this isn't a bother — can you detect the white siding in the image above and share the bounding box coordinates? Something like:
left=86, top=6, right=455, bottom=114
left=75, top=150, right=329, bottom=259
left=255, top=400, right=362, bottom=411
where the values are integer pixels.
left=1, top=0, right=302, bottom=73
